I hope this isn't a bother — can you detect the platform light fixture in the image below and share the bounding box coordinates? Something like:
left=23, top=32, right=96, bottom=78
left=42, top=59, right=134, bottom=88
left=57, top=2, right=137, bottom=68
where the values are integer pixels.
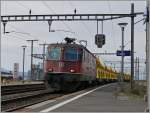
left=21, top=45, right=27, bottom=83
left=118, top=22, right=128, bottom=83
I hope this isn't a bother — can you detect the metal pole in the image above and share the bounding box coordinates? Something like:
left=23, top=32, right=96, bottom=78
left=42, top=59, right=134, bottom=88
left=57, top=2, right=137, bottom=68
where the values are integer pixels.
left=131, top=3, right=134, bottom=89
left=23, top=48, right=25, bottom=82
left=39, top=43, right=47, bottom=75
left=27, top=40, right=38, bottom=80
left=118, top=22, right=128, bottom=83
left=43, top=45, right=45, bottom=71
left=0, top=24, right=1, bottom=77
left=48, top=20, right=52, bottom=32
left=135, top=57, right=137, bottom=80
left=97, top=20, right=98, bottom=34
left=101, top=21, right=103, bottom=34
left=136, top=57, right=138, bottom=80
left=121, top=27, right=124, bottom=82
left=22, top=46, right=26, bottom=83
left=31, top=41, right=33, bottom=80
left=146, top=0, right=149, bottom=111
left=3, top=21, right=7, bottom=34
left=135, top=57, right=138, bottom=80
left=137, top=57, right=139, bottom=80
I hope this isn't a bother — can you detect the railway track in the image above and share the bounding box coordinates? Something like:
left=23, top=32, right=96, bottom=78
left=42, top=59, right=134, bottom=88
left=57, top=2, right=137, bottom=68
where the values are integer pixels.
left=1, top=83, right=48, bottom=111
left=1, top=83, right=89, bottom=111
left=1, top=82, right=112, bottom=112
left=1, top=89, right=66, bottom=112
left=1, top=83, right=46, bottom=95
left=1, top=83, right=70, bottom=112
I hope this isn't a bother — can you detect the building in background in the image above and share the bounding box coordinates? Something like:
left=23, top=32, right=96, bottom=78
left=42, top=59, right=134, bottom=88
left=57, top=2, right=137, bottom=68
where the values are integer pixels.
left=13, top=63, right=19, bottom=80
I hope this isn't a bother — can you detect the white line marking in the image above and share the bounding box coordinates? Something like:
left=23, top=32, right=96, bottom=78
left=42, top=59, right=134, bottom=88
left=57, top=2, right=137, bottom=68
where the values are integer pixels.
left=27, top=100, right=56, bottom=109
left=40, top=84, right=112, bottom=112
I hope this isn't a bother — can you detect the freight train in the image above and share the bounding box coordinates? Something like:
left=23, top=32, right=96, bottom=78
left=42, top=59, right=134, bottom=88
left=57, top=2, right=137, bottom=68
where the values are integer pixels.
left=44, top=37, right=130, bottom=91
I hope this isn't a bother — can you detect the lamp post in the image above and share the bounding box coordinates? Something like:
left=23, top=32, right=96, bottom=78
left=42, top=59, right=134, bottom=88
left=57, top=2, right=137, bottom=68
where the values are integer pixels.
left=118, top=22, right=128, bottom=83
left=22, top=45, right=27, bottom=83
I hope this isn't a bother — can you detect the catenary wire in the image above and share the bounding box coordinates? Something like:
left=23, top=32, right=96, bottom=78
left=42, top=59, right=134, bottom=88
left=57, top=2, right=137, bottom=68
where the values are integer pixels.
left=68, top=1, right=94, bottom=38
left=42, top=1, right=75, bottom=38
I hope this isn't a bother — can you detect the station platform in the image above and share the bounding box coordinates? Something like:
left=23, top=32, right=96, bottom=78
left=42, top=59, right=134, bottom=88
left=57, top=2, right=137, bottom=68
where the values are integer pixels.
left=17, top=83, right=147, bottom=112
left=51, top=83, right=147, bottom=112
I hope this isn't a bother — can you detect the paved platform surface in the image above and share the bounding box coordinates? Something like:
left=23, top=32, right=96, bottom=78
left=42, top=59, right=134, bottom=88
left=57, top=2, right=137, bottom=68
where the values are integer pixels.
left=15, top=83, right=147, bottom=112
left=52, top=83, right=147, bottom=112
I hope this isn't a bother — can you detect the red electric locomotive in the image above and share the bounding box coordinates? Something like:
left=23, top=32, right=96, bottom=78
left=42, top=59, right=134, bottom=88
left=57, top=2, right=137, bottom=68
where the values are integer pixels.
left=44, top=38, right=97, bottom=91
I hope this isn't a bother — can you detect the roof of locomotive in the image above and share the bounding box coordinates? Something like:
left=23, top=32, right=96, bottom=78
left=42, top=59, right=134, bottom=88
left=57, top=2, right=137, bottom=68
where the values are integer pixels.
left=47, top=43, right=96, bottom=58
left=47, top=43, right=84, bottom=48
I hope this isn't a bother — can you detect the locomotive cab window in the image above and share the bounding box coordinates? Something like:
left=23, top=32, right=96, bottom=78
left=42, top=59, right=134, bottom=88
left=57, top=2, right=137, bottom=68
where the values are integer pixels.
left=47, top=47, right=61, bottom=60
left=78, top=49, right=83, bottom=61
left=64, top=48, right=78, bottom=61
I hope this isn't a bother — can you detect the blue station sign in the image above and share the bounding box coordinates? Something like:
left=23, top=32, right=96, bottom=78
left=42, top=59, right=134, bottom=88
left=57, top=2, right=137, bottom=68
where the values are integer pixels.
left=116, top=50, right=131, bottom=56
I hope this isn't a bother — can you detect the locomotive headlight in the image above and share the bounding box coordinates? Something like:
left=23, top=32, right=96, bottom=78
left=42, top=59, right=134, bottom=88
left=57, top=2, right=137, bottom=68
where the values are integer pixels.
left=48, top=68, right=53, bottom=72
left=70, top=69, right=75, bottom=73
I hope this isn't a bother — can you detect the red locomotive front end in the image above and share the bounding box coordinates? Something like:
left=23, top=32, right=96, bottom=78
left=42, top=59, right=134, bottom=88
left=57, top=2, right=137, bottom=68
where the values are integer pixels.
left=45, top=44, right=82, bottom=74
left=45, top=44, right=82, bottom=73
left=44, top=38, right=97, bottom=91
left=44, top=43, right=84, bottom=91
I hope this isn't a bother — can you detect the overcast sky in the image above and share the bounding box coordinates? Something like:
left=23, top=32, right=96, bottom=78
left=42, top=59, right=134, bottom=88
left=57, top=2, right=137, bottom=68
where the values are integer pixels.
left=1, top=1, right=146, bottom=77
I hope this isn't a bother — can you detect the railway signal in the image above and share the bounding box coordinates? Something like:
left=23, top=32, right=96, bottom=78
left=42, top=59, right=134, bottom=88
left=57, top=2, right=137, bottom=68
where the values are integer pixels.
left=95, top=34, right=105, bottom=48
